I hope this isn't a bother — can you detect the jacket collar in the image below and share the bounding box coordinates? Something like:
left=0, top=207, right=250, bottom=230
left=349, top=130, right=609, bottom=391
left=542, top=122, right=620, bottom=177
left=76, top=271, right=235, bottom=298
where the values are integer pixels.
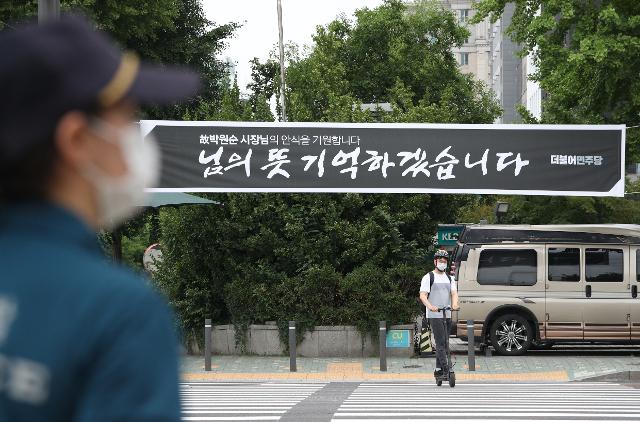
left=0, top=201, right=101, bottom=253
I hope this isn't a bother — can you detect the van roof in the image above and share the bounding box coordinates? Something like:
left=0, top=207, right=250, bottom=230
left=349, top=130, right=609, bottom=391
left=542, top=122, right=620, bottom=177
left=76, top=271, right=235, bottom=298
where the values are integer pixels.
left=458, top=224, right=640, bottom=245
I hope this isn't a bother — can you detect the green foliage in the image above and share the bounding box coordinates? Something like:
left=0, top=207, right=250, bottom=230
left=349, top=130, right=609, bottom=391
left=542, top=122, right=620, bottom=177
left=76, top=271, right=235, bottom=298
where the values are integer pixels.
left=0, top=0, right=238, bottom=120
left=472, top=0, right=640, bottom=163
left=153, top=0, right=502, bottom=351
left=497, top=179, right=640, bottom=225
left=455, top=195, right=498, bottom=224
left=183, top=76, right=274, bottom=123
left=280, top=0, right=501, bottom=123
left=154, top=193, right=459, bottom=349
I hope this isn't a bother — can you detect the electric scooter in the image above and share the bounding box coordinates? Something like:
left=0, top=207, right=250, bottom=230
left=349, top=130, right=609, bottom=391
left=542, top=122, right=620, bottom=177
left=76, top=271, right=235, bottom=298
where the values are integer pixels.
left=434, top=306, right=456, bottom=388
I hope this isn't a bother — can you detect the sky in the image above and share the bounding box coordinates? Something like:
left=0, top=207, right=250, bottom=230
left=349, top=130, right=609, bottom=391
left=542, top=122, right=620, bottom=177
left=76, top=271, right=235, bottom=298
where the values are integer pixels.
left=203, top=0, right=384, bottom=94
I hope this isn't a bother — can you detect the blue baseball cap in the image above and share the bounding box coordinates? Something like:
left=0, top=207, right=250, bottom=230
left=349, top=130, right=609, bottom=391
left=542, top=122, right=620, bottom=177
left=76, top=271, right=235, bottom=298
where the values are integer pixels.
left=0, top=15, right=201, bottom=161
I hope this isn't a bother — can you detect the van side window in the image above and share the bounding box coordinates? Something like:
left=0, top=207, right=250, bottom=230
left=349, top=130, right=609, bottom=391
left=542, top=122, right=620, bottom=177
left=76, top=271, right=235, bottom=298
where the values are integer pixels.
left=477, top=249, right=537, bottom=286
left=548, top=248, right=580, bottom=281
left=585, top=248, right=623, bottom=282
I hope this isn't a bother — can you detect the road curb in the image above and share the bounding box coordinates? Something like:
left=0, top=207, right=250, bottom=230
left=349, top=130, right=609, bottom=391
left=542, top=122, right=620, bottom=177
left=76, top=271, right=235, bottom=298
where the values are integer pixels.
left=182, top=369, right=569, bottom=383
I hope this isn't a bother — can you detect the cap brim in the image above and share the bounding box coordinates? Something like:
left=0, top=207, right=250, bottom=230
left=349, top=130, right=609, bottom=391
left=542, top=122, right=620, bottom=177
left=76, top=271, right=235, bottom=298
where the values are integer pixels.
left=127, top=63, right=201, bottom=105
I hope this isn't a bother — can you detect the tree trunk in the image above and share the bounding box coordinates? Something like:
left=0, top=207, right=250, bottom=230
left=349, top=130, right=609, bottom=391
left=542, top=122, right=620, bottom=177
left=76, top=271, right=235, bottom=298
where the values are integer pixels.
left=112, top=228, right=123, bottom=262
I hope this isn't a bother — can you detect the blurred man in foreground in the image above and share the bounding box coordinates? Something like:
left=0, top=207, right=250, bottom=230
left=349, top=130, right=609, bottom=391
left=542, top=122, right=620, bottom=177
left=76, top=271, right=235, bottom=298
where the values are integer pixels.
left=0, top=15, right=199, bottom=421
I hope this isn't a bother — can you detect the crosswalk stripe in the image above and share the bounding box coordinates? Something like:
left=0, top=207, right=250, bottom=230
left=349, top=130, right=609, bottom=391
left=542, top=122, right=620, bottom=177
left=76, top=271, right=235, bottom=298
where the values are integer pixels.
left=331, top=420, right=640, bottom=422
left=182, top=417, right=280, bottom=421
left=336, top=413, right=640, bottom=418
left=180, top=382, right=325, bottom=422
left=332, top=382, right=640, bottom=421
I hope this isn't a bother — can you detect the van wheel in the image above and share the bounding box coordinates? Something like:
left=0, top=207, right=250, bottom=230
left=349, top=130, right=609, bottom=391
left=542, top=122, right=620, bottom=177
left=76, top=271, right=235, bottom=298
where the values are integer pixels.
left=489, top=314, right=532, bottom=356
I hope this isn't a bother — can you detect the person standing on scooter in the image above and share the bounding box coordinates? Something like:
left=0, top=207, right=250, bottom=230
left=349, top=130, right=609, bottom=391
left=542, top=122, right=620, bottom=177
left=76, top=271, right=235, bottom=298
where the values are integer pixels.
left=419, top=250, right=459, bottom=379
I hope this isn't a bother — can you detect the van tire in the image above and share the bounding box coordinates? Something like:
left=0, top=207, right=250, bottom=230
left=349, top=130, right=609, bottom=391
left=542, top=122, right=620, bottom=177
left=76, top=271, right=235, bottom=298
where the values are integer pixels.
left=489, top=314, right=532, bottom=356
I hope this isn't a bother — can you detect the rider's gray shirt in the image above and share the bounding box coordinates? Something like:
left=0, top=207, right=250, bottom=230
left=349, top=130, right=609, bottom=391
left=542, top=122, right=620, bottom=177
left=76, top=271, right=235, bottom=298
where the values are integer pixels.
left=420, top=272, right=457, bottom=318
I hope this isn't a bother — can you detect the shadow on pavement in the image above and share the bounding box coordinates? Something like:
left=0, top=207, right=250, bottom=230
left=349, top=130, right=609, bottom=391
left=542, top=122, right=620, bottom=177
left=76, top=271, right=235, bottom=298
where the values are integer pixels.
left=577, top=371, right=640, bottom=383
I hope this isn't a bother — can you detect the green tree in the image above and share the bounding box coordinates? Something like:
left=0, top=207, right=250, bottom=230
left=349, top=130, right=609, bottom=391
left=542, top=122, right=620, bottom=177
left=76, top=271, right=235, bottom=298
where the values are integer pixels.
left=1, top=0, right=238, bottom=120
left=282, top=0, right=501, bottom=123
left=155, top=193, right=464, bottom=349
left=496, top=179, right=640, bottom=225
left=154, top=0, right=502, bottom=350
left=472, top=0, right=640, bottom=163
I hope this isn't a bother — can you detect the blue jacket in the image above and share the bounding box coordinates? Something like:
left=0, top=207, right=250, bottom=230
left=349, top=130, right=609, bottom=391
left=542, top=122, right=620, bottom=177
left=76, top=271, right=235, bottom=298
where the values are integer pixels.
left=0, top=203, right=181, bottom=421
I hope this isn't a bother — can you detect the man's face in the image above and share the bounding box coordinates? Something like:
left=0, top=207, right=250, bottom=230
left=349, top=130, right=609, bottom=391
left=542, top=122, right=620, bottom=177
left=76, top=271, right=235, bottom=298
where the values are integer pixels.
left=49, top=100, right=142, bottom=227
left=82, top=101, right=137, bottom=179
left=434, top=258, right=448, bottom=268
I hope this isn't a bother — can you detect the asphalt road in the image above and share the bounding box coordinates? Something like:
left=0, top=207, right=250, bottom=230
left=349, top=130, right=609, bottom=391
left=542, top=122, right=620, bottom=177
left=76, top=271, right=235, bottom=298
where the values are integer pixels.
left=450, top=336, right=640, bottom=356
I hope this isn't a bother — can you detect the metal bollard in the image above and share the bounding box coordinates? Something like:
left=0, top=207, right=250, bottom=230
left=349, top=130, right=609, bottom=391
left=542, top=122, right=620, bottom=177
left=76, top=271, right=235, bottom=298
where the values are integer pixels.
left=379, top=321, right=387, bottom=372
left=204, top=318, right=212, bottom=371
left=467, top=320, right=475, bottom=371
left=289, top=321, right=297, bottom=372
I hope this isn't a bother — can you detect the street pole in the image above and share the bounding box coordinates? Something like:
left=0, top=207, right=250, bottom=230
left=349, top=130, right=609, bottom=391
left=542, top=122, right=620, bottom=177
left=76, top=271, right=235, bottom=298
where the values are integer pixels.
left=379, top=321, right=387, bottom=371
left=467, top=320, right=476, bottom=371
left=38, top=0, right=60, bottom=24
left=204, top=318, right=212, bottom=371
left=276, top=0, right=287, bottom=122
left=289, top=321, right=297, bottom=372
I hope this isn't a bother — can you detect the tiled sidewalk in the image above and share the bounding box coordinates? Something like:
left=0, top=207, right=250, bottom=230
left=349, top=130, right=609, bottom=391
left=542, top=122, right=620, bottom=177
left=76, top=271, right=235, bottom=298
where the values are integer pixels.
left=181, top=351, right=640, bottom=382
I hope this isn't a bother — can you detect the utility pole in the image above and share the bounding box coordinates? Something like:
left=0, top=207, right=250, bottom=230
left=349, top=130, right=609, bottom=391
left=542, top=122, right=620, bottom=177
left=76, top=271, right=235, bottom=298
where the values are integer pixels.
left=38, top=0, right=60, bottom=24
left=276, top=0, right=287, bottom=122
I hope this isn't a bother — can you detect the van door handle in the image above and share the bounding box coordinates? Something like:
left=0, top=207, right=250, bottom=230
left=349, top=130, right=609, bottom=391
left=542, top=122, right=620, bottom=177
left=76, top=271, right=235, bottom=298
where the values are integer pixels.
left=633, top=285, right=638, bottom=299
left=586, top=285, right=592, bottom=298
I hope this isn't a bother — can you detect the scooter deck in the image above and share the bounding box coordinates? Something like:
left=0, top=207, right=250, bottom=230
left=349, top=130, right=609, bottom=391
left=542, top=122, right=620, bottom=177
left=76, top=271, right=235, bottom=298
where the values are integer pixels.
left=435, top=371, right=455, bottom=382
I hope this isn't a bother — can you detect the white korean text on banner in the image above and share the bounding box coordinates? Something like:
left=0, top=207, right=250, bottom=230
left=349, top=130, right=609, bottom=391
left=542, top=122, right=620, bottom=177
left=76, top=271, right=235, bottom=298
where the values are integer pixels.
left=140, top=121, right=625, bottom=197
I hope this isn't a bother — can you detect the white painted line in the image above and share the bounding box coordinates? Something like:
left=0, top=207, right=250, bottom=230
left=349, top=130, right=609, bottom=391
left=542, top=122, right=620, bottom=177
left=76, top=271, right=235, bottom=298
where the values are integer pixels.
left=344, top=398, right=640, bottom=403
left=182, top=408, right=290, bottom=410
left=182, top=402, right=298, bottom=405
left=345, top=394, right=640, bottom=398
left=355, top=382, right=617, bottom=386
left=347, top=392, right=640, bottom=396
left=337, top=409, right=639, bottom=414
left=182, top=401, right=299, bottom=404
left=259, top=383, right=326, bottom=386
left=334, top=412, right=640, bottom=418
left=340, top=405, right=640, bottom=410
left=332, top=419, right=638, bottom=422
left=182, top=410, right=286, bottom=414
left=182, top=417, right=280, bottom=421
left=181, top=393, right=313, bottom=396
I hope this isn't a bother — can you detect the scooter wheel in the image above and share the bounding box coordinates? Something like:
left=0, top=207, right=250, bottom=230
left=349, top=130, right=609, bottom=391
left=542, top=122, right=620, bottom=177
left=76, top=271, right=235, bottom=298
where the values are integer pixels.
left=449, top=372, right=456, bottom=388
left=436, top=379, right=442, bottom=386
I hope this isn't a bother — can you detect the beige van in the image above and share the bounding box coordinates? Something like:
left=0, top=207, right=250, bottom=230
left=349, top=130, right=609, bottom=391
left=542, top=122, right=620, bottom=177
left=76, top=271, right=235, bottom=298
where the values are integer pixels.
left=452, top=224, right=640, bottom=355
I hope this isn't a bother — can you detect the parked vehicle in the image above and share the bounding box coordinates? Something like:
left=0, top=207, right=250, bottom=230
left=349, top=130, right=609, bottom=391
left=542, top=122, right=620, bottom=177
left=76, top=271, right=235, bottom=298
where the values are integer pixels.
left=452, top=224, right=640, bottom=355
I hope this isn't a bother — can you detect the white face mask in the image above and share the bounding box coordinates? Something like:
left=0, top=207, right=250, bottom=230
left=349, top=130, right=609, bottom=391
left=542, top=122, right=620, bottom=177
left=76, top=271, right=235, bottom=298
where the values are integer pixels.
left=436, top=262, right=448, bottom=272
left=83, top=119, right=160, bottom=230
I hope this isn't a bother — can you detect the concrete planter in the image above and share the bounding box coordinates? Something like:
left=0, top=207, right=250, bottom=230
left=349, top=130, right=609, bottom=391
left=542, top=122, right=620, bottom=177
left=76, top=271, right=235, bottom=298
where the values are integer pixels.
left=211, top=323, right=415, bottom=358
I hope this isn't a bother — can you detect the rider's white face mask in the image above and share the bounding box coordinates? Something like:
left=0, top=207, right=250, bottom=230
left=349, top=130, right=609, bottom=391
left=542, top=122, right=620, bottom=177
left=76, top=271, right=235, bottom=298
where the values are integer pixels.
left=436, top=262, right=448, bottom=272
left=83, top=119, right=160, bottom=230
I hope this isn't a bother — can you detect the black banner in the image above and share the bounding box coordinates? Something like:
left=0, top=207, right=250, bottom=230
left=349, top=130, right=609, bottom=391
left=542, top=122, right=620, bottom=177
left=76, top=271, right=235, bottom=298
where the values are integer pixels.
left=140, top=121, right=625, bottom=197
